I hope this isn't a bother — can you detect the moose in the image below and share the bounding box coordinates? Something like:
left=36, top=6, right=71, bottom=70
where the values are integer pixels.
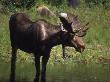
left=9, top=12, right=89, bottom=82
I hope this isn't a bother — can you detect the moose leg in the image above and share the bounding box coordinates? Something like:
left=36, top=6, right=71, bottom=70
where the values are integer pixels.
left=41, top=56, right=50, bottom=82
left=10, top=46, right=17, bottom=82
left=62, top=45, right=66, bottom=59
left=34, top=55, right=40, bottom=82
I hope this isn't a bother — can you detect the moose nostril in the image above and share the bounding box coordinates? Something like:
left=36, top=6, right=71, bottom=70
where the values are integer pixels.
left=82, top=44, right=85, bottom=47
left=80, top=45, right=85, bottom=52
left=76, top=45, right=85, bottom=53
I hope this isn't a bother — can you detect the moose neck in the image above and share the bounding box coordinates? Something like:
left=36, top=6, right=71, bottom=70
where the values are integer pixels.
left=47, top=24, right=66, bottom=47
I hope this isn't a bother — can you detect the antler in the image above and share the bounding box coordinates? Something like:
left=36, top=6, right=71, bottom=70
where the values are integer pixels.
left=75, top=22, right=89, bottom=37
left=77, top=22, right=89, bottom=32
left=82, top=22, right=89, bottom=32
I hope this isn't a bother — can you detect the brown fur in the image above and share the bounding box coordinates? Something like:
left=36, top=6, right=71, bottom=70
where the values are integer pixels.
left=9, top=13, right=88, bottom=82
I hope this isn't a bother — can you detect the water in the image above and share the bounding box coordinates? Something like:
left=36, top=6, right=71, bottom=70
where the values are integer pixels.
left=0, top=61, right=110, bottom=82
left=47, top=63, right=110, bottom=82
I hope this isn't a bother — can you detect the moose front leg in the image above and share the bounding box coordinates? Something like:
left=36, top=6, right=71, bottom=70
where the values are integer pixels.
left=34, top=55, right=40, bottom=82
left=41, top=56, right=50, bottom=82
left=10, top=46, right=17, bottom=82
left=62, top=45, right=66, bottom=59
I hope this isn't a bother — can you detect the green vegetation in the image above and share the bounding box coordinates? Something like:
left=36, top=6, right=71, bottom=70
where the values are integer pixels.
left=0, top=0, right=110, bottom=82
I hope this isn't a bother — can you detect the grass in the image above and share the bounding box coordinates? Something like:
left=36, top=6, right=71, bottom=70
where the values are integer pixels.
left=0, top=2, right=110, bottom=82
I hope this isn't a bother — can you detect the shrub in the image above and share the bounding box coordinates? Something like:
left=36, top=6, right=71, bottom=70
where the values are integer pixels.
left=85, top=0, right=110, bottom=9
left=1, top=0, right=36, bottom=9
left=43, top=0, right=67, bottom=6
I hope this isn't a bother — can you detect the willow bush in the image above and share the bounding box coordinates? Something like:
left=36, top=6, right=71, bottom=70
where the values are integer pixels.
left=0, top=0, right=36, bottom=9
left=1, top=0, right=109, bottom=11
left=85, top=0, right=110, bottom=9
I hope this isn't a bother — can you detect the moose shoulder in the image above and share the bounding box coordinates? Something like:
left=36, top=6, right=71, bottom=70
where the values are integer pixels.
left=9, top=13, right=89, bottom=82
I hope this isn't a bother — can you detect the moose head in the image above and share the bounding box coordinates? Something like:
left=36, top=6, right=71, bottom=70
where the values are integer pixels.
left=59, top=13, right=89, bottom=53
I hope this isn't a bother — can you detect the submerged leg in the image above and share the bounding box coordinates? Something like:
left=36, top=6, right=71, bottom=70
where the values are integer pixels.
left=41, top=56, right=50, bottom=82
left=34, top=55, right=40, bottom=82
left=10, top=46, right=17, bottom=82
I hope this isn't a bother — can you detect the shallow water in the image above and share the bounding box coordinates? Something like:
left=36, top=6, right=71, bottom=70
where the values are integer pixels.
left=0, top=62, right=110, bottom=82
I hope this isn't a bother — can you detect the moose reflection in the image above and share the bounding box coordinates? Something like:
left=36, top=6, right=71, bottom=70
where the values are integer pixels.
left=9, top=13, right=89, bottom=82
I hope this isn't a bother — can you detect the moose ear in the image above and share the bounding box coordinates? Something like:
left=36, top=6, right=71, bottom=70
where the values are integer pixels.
left=59, top=16, right=72, bottom=32
left=59, top=13, right=69, bottom=25
left=59, top=16, right=69, bottom=25
left=59, top=16, right=75, bottom=33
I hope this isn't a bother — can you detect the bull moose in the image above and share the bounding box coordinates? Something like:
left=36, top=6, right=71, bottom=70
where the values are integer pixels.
left=9, top=13, right=89, bottom=82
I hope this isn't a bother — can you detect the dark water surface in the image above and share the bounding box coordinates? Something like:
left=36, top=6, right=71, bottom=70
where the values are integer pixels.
left=0, top=62, right=110, bottom=82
